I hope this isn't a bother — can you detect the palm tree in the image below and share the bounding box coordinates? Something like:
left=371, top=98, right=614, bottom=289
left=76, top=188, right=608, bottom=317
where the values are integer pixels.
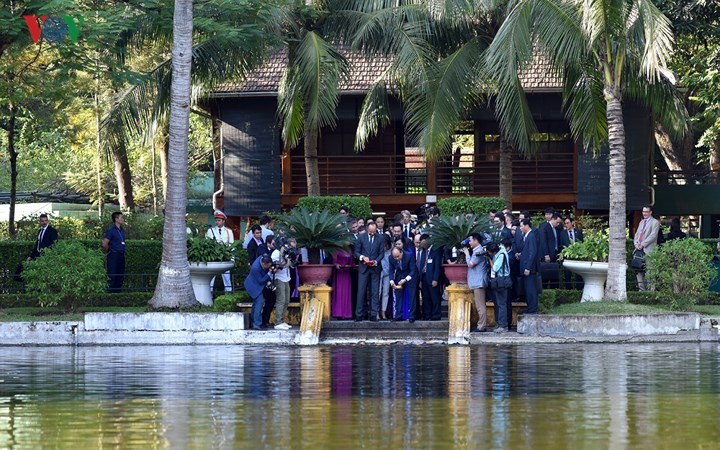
left=342, top=0, right=517, bottom=207
left=485, top=0, right=687, bottom=300
left=149, top=0, right=198, bottom=309
left=276, top=1, right=349, bottom=197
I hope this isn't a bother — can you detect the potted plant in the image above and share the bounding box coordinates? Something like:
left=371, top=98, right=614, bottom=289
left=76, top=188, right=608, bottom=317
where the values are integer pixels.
left=276, top=207, right=354, bottom=285
left=559, top=231, right=609, bottom=302
left=425, top=214, right=490, bottom=284
left=187, top=237, right=238, bottom=306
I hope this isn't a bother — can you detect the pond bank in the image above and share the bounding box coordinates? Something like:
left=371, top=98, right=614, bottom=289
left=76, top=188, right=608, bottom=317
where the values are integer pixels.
left=0, top=312, right=717, bottom=346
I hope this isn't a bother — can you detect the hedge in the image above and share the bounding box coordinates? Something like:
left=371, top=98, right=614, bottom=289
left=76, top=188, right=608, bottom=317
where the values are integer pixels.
left=0, top=240, right=251, bottom=292
left=436, top=197, right=506, bottom=217
left=296, top=196, right=372, bottom=220
left=0, top=292, right=153, bottom=308
left=537, top=288, right=720, bottom=312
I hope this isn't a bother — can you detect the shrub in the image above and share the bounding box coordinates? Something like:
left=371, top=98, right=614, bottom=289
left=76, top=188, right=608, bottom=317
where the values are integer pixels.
left=645, top=238, right=716, bottom=294
left=22, top=241, right=107, bottom=311
left=560, top=230, right=609, bottom=262
left=187, top=237, right=238, bottom=263
left=213, top=291, right=251, bottom=312
left=297, top=196, right=372, bottom=220
left=538, top=289, right=582, bottom=312
left=436, top=197, right=505, bottom=217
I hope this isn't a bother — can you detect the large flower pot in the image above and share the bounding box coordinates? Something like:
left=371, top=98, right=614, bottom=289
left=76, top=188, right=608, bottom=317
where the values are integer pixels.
left=562, top=260, right=609, bottom=302
left=297, top=264, right=333, bottom=285
left=189, top=261, right=235, bottom=306
left=443, top=264, right=468, bottom=285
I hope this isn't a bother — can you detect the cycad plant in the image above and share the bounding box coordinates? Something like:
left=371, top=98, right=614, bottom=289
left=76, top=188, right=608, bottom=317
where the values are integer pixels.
left=275, top=207, right=355, bottom=264
left=425, top=215, right=491, bottom=264
left=485, top=0, right=687, bottom=300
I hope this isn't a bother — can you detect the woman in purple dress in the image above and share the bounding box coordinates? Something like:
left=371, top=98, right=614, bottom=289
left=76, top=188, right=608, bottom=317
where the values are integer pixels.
left=331, top=249, right=354, bottom=319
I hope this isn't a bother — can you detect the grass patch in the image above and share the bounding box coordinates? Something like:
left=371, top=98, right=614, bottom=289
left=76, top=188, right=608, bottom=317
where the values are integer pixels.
left=547, top=302, right=670, bottom=315
left=0, top=306, right=147, bottom=322
left=690, top=305, right=720, bottom=316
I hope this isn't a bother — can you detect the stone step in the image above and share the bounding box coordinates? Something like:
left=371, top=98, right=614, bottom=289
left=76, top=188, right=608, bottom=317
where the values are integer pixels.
left=323, top=320, right=449, bottom=330
left=321, top=329, right=448, bottom=341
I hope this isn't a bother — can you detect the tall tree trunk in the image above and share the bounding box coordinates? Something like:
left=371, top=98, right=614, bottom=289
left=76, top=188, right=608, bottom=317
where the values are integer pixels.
left=7, top=105, right=17, bottom=239
left=499, top=136, right=513, bottom=210
left=111, top=140, right=135, bottom=210
left=654, top=121, right=693, bottom=175
left=151, top=134, right=158, bottom=216
left=604, top=89, right=627, bottom=301
left=94, top=88, right=104, bottom=217
left=149, top=0, right=199, bottom=309
left=710, top=138, right=720, bottom=184
left=158, top=127, right=169, bottom=203
left=212, top=116, right=222, bottom=194
left=304, top=126, right=320, bottom=196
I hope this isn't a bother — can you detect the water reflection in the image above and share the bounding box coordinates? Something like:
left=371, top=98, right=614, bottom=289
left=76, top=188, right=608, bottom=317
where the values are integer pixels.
left=1, top=344, right=719, bottom=448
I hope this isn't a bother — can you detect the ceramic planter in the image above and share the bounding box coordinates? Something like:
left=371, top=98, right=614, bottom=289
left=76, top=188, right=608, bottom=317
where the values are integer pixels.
left=189, top=261, right=235, bottom=306
left=443, top=264, right=468, bottom=285
left=562, top=260, right=609, bottom=302
left=297, top=264, right=333, bottom=285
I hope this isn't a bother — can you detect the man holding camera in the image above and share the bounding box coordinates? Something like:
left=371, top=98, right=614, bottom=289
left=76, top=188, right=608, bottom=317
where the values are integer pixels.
left=463, top=233, right=490, bottom=332
left=244, top=254, right=277, bottom=331
left=271, top=237, right=297, bottom=330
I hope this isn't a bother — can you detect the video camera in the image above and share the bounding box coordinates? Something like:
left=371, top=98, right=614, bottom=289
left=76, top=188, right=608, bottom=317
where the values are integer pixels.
left=273, top=235, right=299, bottom=268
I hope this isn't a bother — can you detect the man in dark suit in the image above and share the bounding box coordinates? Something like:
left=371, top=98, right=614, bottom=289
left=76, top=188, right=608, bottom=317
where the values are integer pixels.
left=400, top=210, right=416, bottom=239
left=28, top=214, right=58, bottom=260
left=418, top=234, right=443, bottom=320
left=559, top=216, right=585, bottom=290
left=519, top=218, right=539, bottom=314
left=513, top=212, right=533, bottom=299
left=246, top=224, right=263, bottom=262
left=538, top=208, right=560, bottom=263
left=353, top=222, right=384, bottom=321
left=390, top=246, right=418, bottom=322
left=259, top=235, right=276, bottom=328
left=391, top=223, right=411, bottom=249
left=244, top=255, right=275, bottom=330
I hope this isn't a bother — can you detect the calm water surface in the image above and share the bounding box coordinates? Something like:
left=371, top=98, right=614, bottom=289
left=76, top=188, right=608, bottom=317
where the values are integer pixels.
left=1, top=344, right=719, bottom=449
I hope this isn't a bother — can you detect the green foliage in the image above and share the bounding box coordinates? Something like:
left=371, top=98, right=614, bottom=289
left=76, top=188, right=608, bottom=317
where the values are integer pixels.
left=187, top=237, right=238, bottom=263
left=22, top=241, right=107, bottom=311
left=436, top=197, right=506, bottom=218
left=645, top=238, right=716, bottom=294
left=0, top=292, right=153, bottom=308
left=213, top=291, right=251, bottom=312
left=538, top=289, right=583, bottom=313
left=425, top=215, right=491, bottom=264
left=276, top=207, right=354, bottom=264
left=560, top=230, right=609, bottom=262
left=574, top=215, right=607, bottom=233
left=296, top=196, right=372, bottom=220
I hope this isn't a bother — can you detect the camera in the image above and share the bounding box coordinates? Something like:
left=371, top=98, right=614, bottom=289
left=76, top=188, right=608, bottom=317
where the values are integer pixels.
left=274, top=235, right=299, bottom=268
left=461, top=238, right=472, bottom=248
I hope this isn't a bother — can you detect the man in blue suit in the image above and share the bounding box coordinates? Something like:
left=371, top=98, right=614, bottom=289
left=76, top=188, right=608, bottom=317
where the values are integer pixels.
left=390, top=247, right=418, bottom=322
left=354, top=222, right=384, bottom=321
left=519, top=218, right=539, bottom=314
left=418, top=234, right=443, bottom=320
left=28, top=214, right=58, bottom=260
left=244, top=255, right=276, bottom=330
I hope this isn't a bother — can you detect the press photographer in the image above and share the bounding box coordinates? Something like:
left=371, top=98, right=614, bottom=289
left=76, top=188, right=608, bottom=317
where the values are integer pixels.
left=244, top=254, right=279, bottom=331
left=270, top=236, right=298, bottom=330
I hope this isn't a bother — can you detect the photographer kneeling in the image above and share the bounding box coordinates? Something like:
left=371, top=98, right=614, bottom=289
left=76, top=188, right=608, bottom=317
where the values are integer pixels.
left=271, top=237, right=298, bottom=330
left=244, top=254, right=277, bottom=331
left=462, top=233, right=490, bottom=332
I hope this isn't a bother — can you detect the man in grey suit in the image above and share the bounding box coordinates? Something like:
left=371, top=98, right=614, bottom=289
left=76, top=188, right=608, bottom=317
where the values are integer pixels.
left=633, top=204, right=660, bottom=291
left=354, top=222, right=384, bottom=321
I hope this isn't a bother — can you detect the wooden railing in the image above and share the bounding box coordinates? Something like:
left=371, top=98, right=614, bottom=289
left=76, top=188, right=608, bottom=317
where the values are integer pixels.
left=288, top=152, right=575, bottom=195
left=654, top=170, right=720, bottom=185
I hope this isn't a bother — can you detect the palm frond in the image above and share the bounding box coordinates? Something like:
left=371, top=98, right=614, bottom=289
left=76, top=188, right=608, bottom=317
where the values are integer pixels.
left=355, top=70, right=392, bottom=151
left=276, top=208, right=355, bottom=253
left=630, top=0, right=674, bottom=83
left=624, top=73, right=688, bottom=140
left=562, top=61, right=608, bottom=153
left=277, top=66, right=305, bottom=150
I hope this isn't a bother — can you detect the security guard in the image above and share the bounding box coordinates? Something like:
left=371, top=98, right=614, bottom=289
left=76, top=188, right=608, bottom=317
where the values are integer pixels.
left=206, top=210, right=234, bottom=291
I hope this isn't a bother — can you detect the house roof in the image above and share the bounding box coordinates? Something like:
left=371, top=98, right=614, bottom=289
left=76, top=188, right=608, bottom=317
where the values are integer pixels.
left=213, top=48, right=563, bottom=97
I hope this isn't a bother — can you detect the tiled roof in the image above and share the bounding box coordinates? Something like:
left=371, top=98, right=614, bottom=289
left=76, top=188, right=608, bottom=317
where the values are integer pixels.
left=214, top=48, right=561, bottom=95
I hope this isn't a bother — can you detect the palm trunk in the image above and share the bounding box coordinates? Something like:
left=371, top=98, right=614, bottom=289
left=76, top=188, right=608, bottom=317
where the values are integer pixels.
left=94, top=59, right=104, bottom=217
left=499, top=135, right=513, bottom=210
left=7, top=105, right=17, bottom=239
left=604, top=89, right=627, bottom=301
left=149, top=0, right=199, bottom=309
left=111, top=140, right=135, bottom=210
left=158, top=128, right=169, bottom=203
left=304, top=126, right=320, bottom=196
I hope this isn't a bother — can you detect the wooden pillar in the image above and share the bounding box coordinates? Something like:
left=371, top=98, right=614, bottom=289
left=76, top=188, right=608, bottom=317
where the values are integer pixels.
left=473, top=120, right=484, bottom=193
left=298, top=284, right=332, bottom=322
left=427, top=160, right=437, bottom=194
left=281, top=150, right=292, bottom=194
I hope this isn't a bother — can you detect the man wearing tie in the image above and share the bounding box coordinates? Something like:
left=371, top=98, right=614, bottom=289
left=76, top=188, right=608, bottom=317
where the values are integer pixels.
left=354, top=222, right=384, bottom=321
left=519, top=219, right=539, bottom=314
left=633, top=204, right=660, bottom=291
left=28, top=214, right=58, bottom=261
left=418, top=234, right=443, bottom=320
left=559, top=216, right=584, bottom=289
left=400, top=210, right=415, bottom=239
left=539, top=208, right=560, bottom=263
left=390, top=247, right=418, bottom=322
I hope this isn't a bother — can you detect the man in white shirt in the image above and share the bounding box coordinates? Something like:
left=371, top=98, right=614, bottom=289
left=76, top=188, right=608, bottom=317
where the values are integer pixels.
left=207, top=210, right=234, bottom=292
left=271, top=238, right=296, bottom=330
left=633, top=204, right=660, bottom=291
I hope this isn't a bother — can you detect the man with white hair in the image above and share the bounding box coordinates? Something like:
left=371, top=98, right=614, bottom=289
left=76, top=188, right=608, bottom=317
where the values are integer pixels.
left=207, top=210, right=234, bottom=292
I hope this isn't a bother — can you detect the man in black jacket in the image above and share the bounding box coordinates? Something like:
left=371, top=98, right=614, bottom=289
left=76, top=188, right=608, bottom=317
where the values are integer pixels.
left=27, top=214, right=58, bottom=260
left=417, top=234, right=443, bottom=320
left=354, top=222, right=384, bottom=321
left=559, top=216, right=585, bottom=289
